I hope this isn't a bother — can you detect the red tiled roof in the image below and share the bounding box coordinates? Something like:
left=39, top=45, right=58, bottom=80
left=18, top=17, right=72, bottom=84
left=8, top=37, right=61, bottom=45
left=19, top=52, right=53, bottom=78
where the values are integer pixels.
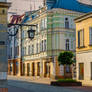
left=9, top=14, right=25, bottom=24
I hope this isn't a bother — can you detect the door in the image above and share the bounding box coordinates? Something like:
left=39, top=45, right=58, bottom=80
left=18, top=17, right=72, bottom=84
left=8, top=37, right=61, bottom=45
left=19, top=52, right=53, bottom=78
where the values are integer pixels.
left=23, top=63, right=25, bottom=76
left=27, top=63, right=30, bottom=76
left=32, top=63, right=35, bottom=76
left=16, top=62, right=19, bottom=75
left=37, top=62, right=40, bottom=76
left=45, top=62, right=50, bottom=77
left=79, top=63, right=84, bottom=80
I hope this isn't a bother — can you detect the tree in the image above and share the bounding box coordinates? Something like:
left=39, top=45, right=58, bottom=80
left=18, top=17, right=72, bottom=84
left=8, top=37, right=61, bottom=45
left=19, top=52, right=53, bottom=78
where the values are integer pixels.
left=58, top=51, right=74, bottom=65
left=58, top=51, right=75, bottom=78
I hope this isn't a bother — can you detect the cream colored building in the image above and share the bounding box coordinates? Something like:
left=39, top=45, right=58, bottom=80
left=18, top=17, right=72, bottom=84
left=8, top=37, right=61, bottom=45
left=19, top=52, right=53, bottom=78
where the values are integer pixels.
left=20, top=7, right=83, bottom=79
left=75, top=12, right=92, bottom=86
left=8, top=0, right=92, bottom=79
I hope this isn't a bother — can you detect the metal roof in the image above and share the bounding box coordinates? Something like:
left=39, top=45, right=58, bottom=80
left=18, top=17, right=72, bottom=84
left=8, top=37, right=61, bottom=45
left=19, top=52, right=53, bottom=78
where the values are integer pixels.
left=46, top=0, right=92, bottom=13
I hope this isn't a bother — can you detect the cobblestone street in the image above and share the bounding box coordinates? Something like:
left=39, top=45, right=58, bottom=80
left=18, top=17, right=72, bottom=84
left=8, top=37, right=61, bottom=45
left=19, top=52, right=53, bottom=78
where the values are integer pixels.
left=8, top=76, right=92, bottom=92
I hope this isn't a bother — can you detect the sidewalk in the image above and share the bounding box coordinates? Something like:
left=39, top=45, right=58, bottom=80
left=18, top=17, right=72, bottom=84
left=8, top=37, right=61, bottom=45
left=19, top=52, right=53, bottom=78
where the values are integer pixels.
left=8, top=75, right=56, bottom=85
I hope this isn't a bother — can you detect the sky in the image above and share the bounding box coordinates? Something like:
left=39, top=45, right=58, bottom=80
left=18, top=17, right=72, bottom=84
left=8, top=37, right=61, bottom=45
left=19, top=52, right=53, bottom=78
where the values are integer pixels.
left=78, top=0, right=92, bottom=5
left=7, top=0, right=92, bottom=19
left=8, top=0, right=92, bottom=15
left=8, top=0, right=44, bottom=15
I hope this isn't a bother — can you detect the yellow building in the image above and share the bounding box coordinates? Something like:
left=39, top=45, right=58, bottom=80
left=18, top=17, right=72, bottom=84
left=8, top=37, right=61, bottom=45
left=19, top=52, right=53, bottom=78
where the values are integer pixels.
left=75, top=12, right=92, bottom=86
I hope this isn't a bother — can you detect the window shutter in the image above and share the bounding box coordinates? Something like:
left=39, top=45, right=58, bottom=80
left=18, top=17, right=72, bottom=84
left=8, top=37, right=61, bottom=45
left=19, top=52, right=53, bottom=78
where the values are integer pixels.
left=78, top=31, right=80, bottom=48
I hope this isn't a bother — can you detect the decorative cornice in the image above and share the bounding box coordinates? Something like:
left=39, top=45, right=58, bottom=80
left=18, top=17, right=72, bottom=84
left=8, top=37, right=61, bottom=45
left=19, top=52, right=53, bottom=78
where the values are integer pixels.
left=74, top=12, right=92, bottom=23
left=0, top=2, right=11, bottom=8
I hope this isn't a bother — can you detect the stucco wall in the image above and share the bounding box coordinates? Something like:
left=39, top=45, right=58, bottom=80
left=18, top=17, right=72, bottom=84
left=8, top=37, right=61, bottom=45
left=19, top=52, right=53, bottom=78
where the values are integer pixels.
left=76, top=51, right=92, bottom=86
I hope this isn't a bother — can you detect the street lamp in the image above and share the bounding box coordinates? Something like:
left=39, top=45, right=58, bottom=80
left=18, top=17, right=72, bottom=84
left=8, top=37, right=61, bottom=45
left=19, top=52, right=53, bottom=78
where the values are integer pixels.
left=27, top=28, right=35, bottom=40
left=8, top=23, right=37, bottom=76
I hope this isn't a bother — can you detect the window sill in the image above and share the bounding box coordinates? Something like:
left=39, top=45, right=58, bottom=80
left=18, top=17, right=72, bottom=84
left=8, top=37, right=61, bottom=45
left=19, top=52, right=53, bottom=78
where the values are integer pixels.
left=77, top=46, right=85, bottom=49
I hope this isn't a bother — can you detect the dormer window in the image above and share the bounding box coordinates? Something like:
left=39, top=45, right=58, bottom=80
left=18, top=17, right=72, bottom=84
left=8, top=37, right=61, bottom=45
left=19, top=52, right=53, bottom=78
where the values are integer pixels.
left=65, top=17, right=69, bottom=29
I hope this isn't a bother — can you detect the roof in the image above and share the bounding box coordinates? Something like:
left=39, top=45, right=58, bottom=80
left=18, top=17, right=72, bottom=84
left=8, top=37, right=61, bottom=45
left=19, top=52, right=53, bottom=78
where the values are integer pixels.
left=9, top=14, right=25, bottom=27
left=46, top=0, right=92, bottom=13
left=74, top=12, right=92, bottom=22
left=9, top=15, right=20, bottom=24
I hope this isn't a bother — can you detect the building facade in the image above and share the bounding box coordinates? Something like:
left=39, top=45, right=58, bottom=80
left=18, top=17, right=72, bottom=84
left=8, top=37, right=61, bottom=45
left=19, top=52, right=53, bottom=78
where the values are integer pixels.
left=8, top=8, right=83, bottom=78
left=8, top=14, right=24, bottom=76
left=8, top=0, right=92, bottom=79
left=21, top=8, right=82, bottom=78
left=75, top=13, right=92, bottom=86
left=0, top=0, right=10, bottom=90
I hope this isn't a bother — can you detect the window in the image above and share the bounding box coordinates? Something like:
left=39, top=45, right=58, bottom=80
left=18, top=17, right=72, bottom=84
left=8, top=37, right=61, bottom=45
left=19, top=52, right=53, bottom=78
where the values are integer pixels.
left=14, top=46, right=19, bottom=57
left=22, top=47, right=24, bottom=56
left=14, top=47, right=17, bottom=57
left=44, top=18, right=47, bottom=29
left=28, top=45, right=30, bottom=55
left=32, top=45, right=34, bottom=54
left=79, top=63, right=84, bottom=80
left=78, top=30, right=84, bottom=48
left=66, top=65, right=71, bottom=73
left=24, top=47, right=26, bottom=55
left=17, top=46, right=19, bottom=56
left=37, top=24, right=39, bottom=33
left=91, top=62, right=92, bottom=80
left=44, top=40, right=47, bottom=51
left=40, top=42, right=42, bottom=52
left=42, top=40, right=44, bottom=52
left=40, top=18, right=47, bottom=30
left=40, top=19, right=44, bottom=30
left=89, top=27, right=92, bottom=45
left=10, top=47, right=12, bottom=58
left=66, top=39, right=70, bottom=51
left=36, top=43, right=38, bottom=53
left=65, top=18, right=69, bottom=29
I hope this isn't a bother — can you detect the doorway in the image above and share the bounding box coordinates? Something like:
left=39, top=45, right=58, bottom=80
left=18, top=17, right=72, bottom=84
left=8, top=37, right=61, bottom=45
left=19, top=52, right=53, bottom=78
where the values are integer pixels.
left=27, top=63, right=30, bottom=76
left=32, top=63, right=35, bottom=76
left=45, top=62, right=50, bottom=77
left=23, top=63, right=25, bottom=76
left=37, top=62, right=40, bottom=76
left=16, top=62, right=19, bottom=75
left=79, top=63, right=84, bottom=80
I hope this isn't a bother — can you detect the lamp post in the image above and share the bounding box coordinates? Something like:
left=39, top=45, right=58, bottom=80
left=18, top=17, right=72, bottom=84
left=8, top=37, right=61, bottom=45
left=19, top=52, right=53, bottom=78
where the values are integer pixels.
left=8, top=23, right=37, bottom=76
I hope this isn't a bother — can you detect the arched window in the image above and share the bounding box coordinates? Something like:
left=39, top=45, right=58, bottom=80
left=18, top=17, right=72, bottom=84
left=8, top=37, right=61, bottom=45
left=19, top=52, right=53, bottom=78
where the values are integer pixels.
left=65, top=18, right=69, bottom=29
left=66, top=39, right=70, bottom=51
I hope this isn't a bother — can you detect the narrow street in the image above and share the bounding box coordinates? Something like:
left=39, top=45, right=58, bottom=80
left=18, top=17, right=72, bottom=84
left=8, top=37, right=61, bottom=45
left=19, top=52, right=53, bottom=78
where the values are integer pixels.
left=8, top=78, right=92, bottom=92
